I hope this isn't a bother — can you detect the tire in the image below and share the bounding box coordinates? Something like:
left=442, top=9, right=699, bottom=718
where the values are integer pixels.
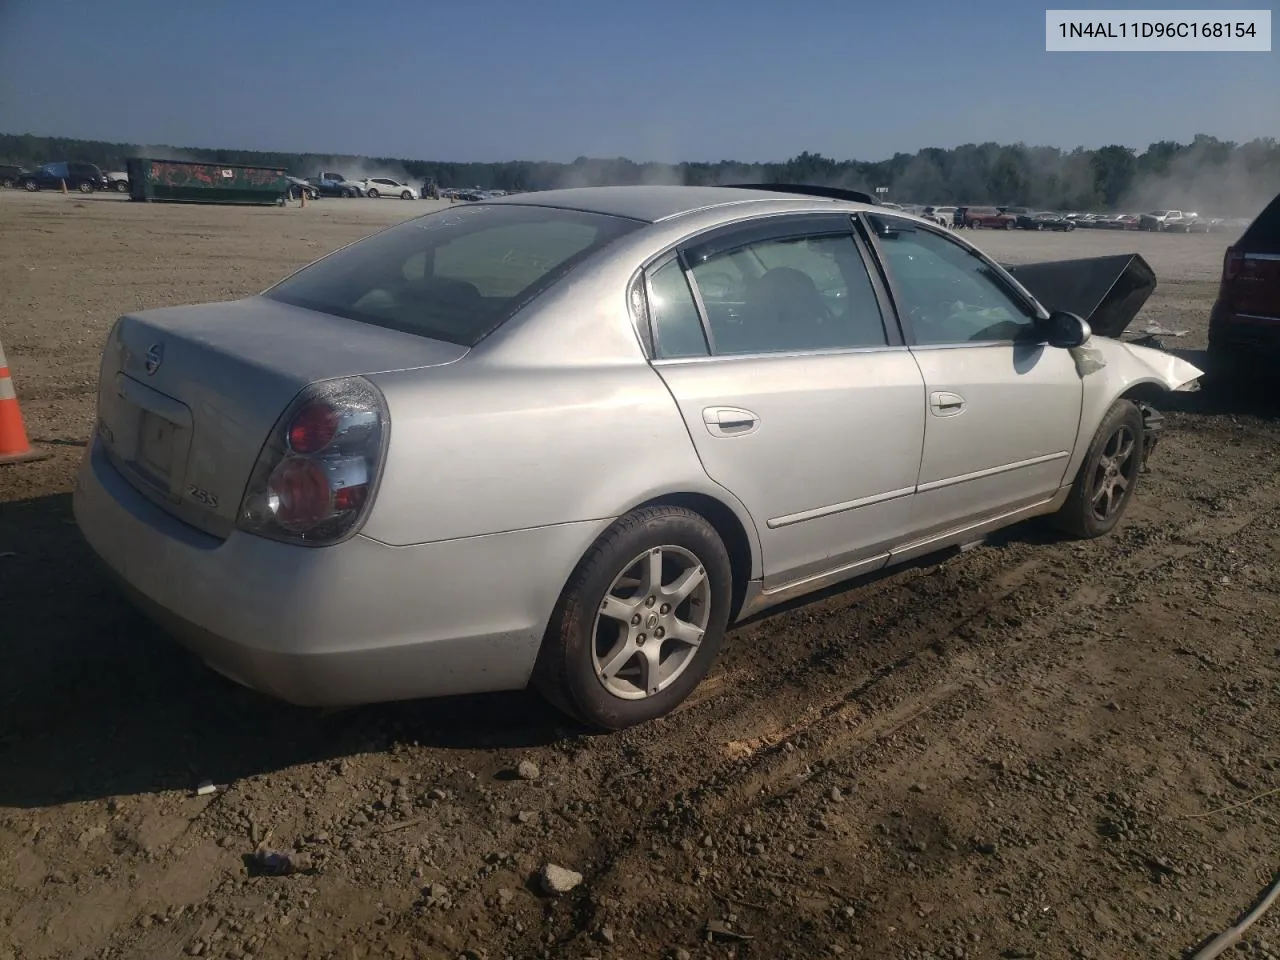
left=1053, top=400, right=1145, bottom=539
left=367, top=188, right=379, bottom=199
left=400, top=190, right=412, bottom=200
left=114, top=181, right=129, bottom=193
left=1005, top=220, right=1015, bottom=230
left=0, top=178, right=12, bottom=189
left=77, top=181, right=94, bottom=194
left=22, top=179, right=38, bottom=192
left=533, top=505, right=733, bottom=730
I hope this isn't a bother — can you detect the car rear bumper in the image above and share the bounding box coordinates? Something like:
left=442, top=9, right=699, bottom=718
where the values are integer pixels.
left=1209, top=302, right=1280, bottom=359
left=73, top=438, right=608, bottom=707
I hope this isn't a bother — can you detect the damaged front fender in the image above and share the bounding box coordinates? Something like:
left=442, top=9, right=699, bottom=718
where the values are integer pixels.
left=1070, top=339, right=1204, bottom=391
left=1061, top=337, right=1204, bottom=482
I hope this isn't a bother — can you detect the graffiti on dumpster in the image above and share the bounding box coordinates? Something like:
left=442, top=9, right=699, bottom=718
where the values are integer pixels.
left=149, top=162, right=287, bottom=188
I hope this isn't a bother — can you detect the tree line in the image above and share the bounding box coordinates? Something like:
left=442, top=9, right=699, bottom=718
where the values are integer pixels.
left=1, top=131, right=1276, bottom=215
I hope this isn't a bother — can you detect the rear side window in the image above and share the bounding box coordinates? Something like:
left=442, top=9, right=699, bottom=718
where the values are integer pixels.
left=1240, top=192, right=1280, bottom=251
left=264, top=204, right=642, bottom=346
left=647, top=260, right=708, bottom=359
left=687, top=233, right=888, bottom=355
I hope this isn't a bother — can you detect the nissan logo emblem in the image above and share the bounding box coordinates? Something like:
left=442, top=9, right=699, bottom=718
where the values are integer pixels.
left=144, top=343, right=164, bottom=375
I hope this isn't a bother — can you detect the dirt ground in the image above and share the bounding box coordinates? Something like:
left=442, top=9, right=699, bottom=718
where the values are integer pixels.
left=2, top=190, right=1280, bottom=960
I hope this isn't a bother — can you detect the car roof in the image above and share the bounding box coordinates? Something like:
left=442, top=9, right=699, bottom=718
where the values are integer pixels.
left=477, top=184, right=878, bottom=224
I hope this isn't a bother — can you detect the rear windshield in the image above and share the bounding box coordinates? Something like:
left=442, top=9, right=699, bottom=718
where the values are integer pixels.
left=264, top=203, right=642, bottom=346
left=1239, top=192, right=1280, bottom=251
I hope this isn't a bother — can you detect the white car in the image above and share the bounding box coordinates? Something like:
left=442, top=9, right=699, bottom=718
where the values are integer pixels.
left=924, top=205, right=957, bottom=227
left=360, top=178, right=418, bottom=200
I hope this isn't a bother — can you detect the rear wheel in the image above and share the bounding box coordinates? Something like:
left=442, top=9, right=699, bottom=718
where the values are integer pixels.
left=113, top=180, right=129, bottom=193
left=22, top=178, right=38, bottom=192
left=0, top=177, right=13, bottom=189
left=400, top=190, right=412, bottom=200
left=367, top=188, right=380, bottom=199
left=533, top=505, right=733, bottom=730
left=1053, top=400, right=1144, bottom=539
left=1005, top=220, right=1015, bottom=230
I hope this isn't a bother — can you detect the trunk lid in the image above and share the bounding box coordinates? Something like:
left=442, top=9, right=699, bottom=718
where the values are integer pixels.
left=96, top=295, right=467, bottom=539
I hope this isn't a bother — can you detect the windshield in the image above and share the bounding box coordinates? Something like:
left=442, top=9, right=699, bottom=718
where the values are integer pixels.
left=264, top=203, right=642, bottom=346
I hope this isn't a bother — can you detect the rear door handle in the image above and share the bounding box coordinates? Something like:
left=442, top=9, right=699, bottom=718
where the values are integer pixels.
left=702, top=406, right=759, bottom=436
left=929, top=391, right=966, bottom=417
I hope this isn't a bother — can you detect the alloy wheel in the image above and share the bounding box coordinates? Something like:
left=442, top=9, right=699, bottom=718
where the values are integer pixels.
left=1089, top=425, right=1138, bottom=522
left=591, top=545, right=711, bottom=700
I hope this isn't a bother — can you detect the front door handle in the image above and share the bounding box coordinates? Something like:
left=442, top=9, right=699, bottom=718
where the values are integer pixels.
left=929, top=391, right=966, bottom=416
left=702, top=406, right=759, bottom=436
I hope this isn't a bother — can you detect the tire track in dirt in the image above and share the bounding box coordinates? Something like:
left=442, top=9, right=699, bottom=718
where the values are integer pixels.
left=544, top=465, right=1280, bottom=945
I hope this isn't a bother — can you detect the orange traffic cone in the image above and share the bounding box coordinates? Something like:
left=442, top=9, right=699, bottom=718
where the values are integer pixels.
left=0, top=338, right=45, bottom=465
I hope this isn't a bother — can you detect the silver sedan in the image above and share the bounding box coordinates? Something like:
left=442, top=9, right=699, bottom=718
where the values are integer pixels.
left=73, top=185, right=1203, bottom=729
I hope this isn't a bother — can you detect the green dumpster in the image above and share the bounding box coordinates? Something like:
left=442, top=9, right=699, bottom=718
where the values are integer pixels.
left=126, top=158, right=290, bottom=206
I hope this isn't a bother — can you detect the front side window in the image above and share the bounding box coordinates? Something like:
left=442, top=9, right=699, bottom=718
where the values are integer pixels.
left=265, top=204, right=641, bottom=346
left=687, top=232, right=888, bottom=355
left=866, top=214, right=1038, bottom=346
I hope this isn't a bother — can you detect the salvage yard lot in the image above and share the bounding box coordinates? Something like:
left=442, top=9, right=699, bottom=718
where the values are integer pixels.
left=2, top=189, right=1280, bottom=960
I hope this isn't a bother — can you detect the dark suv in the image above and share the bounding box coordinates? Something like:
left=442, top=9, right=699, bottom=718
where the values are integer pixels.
left=20, top=161, right=109, bottom=193
left=1207, top=191, right=1280, bottom=381
left=0, top=164, right=28, bottom=189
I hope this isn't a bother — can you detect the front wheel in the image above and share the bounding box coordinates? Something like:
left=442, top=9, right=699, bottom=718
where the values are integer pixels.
left=77, top=181, right=94, bottom=194
left=400, top=190, right=413, bottom=200
left=1053, top=400, right=1145, bottom=539
left=533, top=505, right=733, bottom=730
left=114, top=181, right=129, bottom=193
left=22, top=179, right=38, bottom=192
left=1005, top=220, right=1015, bottom=230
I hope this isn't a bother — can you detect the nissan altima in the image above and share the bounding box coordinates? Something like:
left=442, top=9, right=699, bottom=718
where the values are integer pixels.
left=73, top=184, right=1203, bottom=729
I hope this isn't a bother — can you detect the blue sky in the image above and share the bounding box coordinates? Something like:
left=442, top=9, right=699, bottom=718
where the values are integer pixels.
left=0, top=0, right=1274, bottom=163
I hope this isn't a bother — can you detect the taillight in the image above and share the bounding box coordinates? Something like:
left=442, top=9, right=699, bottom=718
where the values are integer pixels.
left=237, top=377, right=388, bottom=546
left=1224, top=249, right=1243, bottom=281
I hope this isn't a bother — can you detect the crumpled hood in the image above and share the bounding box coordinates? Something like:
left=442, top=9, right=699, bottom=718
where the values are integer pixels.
left=1069, top=337, right=1204, bottom=390
left=1002, top=253, right=1157, bottom=339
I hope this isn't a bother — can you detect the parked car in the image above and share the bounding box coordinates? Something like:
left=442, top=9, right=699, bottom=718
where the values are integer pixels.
left=20, top=161, right=109, bottom=193
left=307, top=172, right=364, bottom=198
left=1162, top=212, right=1200, bottom=234
left=0, top=163, right=29, bottom=189
left=72, top=184, right=1202, bottom=730
left=285, top=176, right=319, bottom=201
left=1139, top=210, right=1186, bottom=231
left=1016, top=211, right=1075, bottom=231
left=964, top=205, right=1017, bottom=229
left=1207, top=190, right=1280, bottom=382
left=105, top=171, right=131, bottom=193
left=360, top=177, right=418, bottom=200
left=921, top=205, right=955, bottom=227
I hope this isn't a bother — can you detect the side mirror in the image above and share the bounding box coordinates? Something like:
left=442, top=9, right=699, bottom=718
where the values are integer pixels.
left=1043, top=310, right=1092, bottom=348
